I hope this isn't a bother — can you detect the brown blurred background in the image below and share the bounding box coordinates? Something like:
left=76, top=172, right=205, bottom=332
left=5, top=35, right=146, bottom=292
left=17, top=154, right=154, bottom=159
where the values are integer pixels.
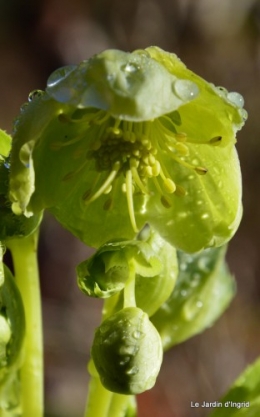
left=1, top=0, right=260, bottom=416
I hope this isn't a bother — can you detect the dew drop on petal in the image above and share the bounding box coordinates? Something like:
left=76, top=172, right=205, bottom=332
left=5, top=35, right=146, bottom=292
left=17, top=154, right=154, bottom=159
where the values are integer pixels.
left=47, top=65, right=77, bottom=88
left=227, top=92, right=244, bottom=108
left=173, top=79, right=199, bottom=101
left=183, top=298, right=203, bottom=321
left=239, top=108, right=248, bottom=122
left=122, top=62, right=141, bottom=74
left=28, top=90, right=44, bottom=102
left=126, top=366, right=139, bottom=375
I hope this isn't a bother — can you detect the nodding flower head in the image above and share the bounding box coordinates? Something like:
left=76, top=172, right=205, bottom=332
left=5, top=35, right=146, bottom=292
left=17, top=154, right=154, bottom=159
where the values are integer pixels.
left=9, top=47, right=246, bottom=252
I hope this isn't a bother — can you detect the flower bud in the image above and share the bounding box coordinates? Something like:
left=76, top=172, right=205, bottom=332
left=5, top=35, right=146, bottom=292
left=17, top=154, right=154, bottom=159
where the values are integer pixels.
left=91, top=307, right=163, bottom=394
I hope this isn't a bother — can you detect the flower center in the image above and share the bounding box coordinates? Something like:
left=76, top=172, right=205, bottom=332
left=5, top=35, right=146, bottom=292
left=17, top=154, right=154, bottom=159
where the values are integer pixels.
left=56, top=110, right=217, bottom=234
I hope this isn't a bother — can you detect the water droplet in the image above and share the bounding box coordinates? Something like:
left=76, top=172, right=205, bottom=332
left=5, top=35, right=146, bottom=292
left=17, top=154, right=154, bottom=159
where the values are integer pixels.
left=134, top=49, right=151, bottom=58
left=126, top=366, right=139, bottom=376
left=216, top=86, right=228, bottom=97
left=239, top=108, right=248, bottom=122
left=201, top=213, right=209, bottom=220
left=198, top=257, right=210, bottom=272
left=173, top=79, right=199, bottom=101
left=183, top=298, right=203, bottom=320
left=180, top=289, right=187, bottom=297
left=47, top=65, right=77, bottom=88
left=227, top=92, right=244, bottom=108
left=197, top=200, right=203, bottom=205
left=132, top=330, right=142, bottom=339
left=4, top=162, right=10, bottom=169
left=122, top=62, right=140, bottom=74
left=28, top=89, right=44, bottom=102
left=119, top=356, right=131, bottom=366
left=99, top=323, right=111, bottom=334
left=119, top=345, right=138, bottom=356
left=20, top=103, right=29, bottom=113
left=179, top=262, right=187, bottom=271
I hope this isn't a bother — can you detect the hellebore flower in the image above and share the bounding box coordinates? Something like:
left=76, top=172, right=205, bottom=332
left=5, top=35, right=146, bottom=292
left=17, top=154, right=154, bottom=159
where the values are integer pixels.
left=9, top=47, right=245, bottom=252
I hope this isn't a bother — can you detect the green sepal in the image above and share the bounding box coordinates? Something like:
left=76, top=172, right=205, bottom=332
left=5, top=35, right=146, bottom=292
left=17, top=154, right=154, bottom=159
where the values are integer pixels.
left=209, top=357, right=260, bottom=417
left=46, top=50, right=199, bottom=122
left=151, top=245, right=235, bottom=350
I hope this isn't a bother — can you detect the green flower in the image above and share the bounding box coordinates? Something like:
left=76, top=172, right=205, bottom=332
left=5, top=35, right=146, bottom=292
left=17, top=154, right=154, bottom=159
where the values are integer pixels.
left=9, top=47, right=245, bottom=251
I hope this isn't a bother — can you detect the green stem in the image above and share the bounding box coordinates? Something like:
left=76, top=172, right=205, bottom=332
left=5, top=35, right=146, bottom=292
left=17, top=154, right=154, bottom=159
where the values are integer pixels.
left=84, top=290, right=137, bottom=417
left=7, top=230, right=43, bottom=417
left=123, top=260, right=136, bottom=309
left=84, top=371, right=135, bottom=417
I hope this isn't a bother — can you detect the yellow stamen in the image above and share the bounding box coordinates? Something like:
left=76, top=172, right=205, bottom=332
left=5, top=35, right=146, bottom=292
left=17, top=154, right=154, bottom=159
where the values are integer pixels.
left=125, top=170, right=139, bottom=233
left=84, top=162, right=120, bottom=204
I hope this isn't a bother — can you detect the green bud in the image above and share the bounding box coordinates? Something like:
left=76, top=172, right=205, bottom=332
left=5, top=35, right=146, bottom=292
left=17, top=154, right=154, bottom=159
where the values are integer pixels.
left=9, top=48, right=245, bottom=252
left=91, top=307, right=163, bottom=394
left=77, top=229, right=162, bottom=299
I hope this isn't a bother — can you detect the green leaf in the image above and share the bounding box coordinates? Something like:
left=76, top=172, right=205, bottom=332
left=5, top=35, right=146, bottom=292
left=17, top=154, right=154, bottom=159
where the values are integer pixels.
left=209, top=358, right=260, bottom=417
left=150, top=246, right=235, bottom=350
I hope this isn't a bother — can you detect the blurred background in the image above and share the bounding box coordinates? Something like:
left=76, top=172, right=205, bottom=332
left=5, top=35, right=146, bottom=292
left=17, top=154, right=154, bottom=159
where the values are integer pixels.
left=0, top=0, right=260, bottom=416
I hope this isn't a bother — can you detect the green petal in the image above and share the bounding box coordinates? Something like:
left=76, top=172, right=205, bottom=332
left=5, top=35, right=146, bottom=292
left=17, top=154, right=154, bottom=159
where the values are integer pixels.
left=146, top=143, right=242, bottom=252
left=46, top=49, right=199, bottom=121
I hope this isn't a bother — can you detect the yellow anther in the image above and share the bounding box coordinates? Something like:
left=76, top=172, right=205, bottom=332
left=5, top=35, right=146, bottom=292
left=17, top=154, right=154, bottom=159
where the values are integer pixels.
left=175, top=143, right=189, bottom=156
left=145, top=166, right=153, bottom=177
left=175, top=185, right=187, bottom=196
left=130, top=158, right=139, bottom=168
left=209, top=136, right=222, bottom=145
left=163, top=178, right=176, bottom=193
left=194, top=166, right=208, bottom=175
left=133, top=149, right=141, bottom=158
left=161, top=196, right=172, bottom=208
left=142, top=155, right=150, bottom=165
left=175, top=132, right=187, bottom=142
left=152, top=161, right=160, bottom=176
left=148, top=154, right=156, bottom=165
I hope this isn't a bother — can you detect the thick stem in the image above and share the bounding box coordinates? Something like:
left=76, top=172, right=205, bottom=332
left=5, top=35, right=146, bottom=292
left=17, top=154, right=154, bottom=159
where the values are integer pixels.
left=8, top=230, right=43, bottom=417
